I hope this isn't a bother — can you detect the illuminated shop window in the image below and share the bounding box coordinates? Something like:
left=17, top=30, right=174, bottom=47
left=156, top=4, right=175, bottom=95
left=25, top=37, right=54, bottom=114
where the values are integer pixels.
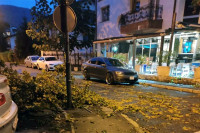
left=183, top=41, right=192, bottom=53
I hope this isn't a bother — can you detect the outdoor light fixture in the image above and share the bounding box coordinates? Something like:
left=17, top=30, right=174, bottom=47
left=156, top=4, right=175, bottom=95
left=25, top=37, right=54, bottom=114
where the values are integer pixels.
left=112, top=46, right=118, bottom=53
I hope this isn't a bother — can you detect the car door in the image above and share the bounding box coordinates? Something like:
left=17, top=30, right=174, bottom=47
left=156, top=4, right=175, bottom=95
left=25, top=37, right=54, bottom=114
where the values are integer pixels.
left=25, top=57, right=30, bottom=67
left=88, top=58, right=97, bottom=77
left=41, top=57, right=46, bottom=69
left=37, top=57, right=45, bottom=69
left=28, top=57, right=33, bottom=67
left=95, top=58, right=107, bottom=79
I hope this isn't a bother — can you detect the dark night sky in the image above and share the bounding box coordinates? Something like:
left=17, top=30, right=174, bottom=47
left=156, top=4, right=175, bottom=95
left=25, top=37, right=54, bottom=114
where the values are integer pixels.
left=0, top=0, right=51, bottom=9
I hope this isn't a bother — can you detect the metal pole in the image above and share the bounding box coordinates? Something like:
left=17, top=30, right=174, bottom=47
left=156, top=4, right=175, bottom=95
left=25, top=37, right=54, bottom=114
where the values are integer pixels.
left=149, top=39, right=152, bottom=63
left=167, top=0, right=177, bottom=66
left=142, top=39, right=144, bottom=56
left=60, top=0, right=72, bottom=109
left=159, top=35, right=165, bottom=66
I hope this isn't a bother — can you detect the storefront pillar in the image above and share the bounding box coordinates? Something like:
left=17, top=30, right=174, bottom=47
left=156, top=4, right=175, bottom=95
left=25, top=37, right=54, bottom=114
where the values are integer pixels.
left=172, top=35, right=176, bottom=54
left=142, top=39, right=144, bottom=56
left=132, top=40, right=136, bottom=69
left=104, top=43, right=107, bottom=57
left=159, top=34, right=165, bottom=66
left=97, top=43, right=101, bottom=57
left=193, top=34, right=200, bottom=62
left=93, top=43, right=97, bottom=57
left=149, top=39, right=152, bottom=62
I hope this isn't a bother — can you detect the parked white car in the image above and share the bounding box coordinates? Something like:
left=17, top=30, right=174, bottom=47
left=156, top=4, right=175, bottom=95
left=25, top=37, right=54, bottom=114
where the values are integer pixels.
left=36, top=56, right=63, bottom=71
left=0, top=75, right=18, bottom=133
left=24, top=55, right=40, bottom=68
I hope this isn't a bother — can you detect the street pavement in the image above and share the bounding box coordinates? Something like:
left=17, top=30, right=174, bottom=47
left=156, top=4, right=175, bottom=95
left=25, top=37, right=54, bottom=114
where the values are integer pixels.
left=5, top=62, right=42, bottom=76
left=7, top=62, right=200, bottom=93
left=72, top=71, right=200, bottom=133
left=7, top=64, right=200, bottom=133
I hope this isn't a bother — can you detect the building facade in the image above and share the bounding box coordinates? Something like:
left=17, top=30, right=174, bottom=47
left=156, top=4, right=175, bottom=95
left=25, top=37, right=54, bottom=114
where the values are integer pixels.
left=5, top=27, right=17, bottom=50
left=94, top=0, right=200, bottom=78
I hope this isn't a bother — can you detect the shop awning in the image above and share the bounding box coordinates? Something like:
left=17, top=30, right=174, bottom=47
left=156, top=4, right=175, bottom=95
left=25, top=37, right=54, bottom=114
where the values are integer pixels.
left=93, top=33, right=165, bottom=44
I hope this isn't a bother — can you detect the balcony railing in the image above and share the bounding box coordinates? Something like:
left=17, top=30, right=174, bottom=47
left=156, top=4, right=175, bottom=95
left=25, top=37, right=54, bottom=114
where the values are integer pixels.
left=119, top=3, right=163, bottom=27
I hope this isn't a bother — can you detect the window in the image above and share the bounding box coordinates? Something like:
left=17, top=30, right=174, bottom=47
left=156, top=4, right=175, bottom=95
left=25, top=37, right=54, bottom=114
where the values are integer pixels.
left=183, top=41, right=192, bottom=53
left=39, top=57, right=44, bottom=61
left=90, top=58, right=97, bottom=64
left=83, top=36, right=88, bottom=41
left=31, top=56, right=39, bottom=60
left=97, top=58, right=105, bottom=65
left=45, top=57, right=57, bottom=61
left=130, top=0, right=140, bottom=13
left=184, top=0, right=199, bottom=16
left=105, top=58, right=124, bottom=67
left=101, top=6, right=110, bottom=22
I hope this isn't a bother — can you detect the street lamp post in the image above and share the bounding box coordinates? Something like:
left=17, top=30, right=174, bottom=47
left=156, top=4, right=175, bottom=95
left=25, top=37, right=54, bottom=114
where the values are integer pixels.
left=59, top=0, right=72, bottom=109
left=167, top=0, right=177, bottom=66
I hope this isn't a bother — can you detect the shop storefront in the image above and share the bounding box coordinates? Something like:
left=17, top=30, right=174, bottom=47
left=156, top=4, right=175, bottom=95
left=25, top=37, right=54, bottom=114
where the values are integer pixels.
left=93, top=30, right=200, bottom=79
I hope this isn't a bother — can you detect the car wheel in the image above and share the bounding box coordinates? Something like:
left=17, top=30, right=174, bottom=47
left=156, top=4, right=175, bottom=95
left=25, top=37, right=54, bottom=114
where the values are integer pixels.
left=106, top=73, right=114, bottom=85
left=83, top=70, right=90, bottom=80
left=129, top=81, right=136, bottom=85
left=25, top=63, right=28, bottom=67
left=45, top=65, right=49, bottom=72
left=37, top=64, right=41, bottom=70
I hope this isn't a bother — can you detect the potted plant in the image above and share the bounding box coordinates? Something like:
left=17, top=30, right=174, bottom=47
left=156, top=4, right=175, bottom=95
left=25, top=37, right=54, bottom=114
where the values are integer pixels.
left=157, top=52, right=173, bottom=77
left=136, top=55, right=147, bottom=74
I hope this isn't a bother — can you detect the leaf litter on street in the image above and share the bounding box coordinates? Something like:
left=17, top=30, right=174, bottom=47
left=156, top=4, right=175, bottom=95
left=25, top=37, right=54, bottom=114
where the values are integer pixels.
left=80, top=80, right=200, bottom=133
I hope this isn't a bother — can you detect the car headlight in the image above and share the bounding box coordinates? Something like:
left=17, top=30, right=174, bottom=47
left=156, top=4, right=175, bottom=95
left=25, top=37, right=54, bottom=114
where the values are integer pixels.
left=115, top=71, right=123, bottom=75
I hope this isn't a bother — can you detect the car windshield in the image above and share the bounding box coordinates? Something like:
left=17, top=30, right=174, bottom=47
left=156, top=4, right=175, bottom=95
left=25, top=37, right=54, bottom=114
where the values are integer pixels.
left=45, top=57, right=57, bottom=61
left=105, top=58, right=124, bottom=67
left=31, top=56, right=39, bottom=60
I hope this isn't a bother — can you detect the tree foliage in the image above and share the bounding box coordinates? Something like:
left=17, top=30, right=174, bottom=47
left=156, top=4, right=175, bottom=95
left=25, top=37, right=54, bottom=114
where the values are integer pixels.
left=27, top=0, right=95, bottom=52
left=14, top=18, right=35, bottom=59
left=26, top=0, right=61, bottom=52
left=0, top=20, right=9, bottom=52
left=69, top=0, right=96, bottom=50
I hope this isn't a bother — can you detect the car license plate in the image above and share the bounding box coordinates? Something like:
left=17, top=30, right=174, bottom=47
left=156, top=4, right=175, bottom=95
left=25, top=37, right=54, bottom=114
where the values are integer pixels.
left=130, top=76, right=134, bottom=80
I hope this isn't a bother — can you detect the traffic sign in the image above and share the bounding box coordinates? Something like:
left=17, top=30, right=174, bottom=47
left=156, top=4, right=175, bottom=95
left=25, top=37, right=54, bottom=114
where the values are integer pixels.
left=53, top=6, right=77, bottom=32
left=66, top=0, right=74, bottom=5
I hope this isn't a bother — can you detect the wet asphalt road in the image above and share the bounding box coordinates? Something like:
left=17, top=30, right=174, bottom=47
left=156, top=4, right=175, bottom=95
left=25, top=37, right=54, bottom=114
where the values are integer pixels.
left=9, top=64, right=200, bottom=132
left=5, top=63, right=42, bottom=77
left=74, top=75, right=200, bottom=133
left=7, top=64, right=199, bottom=98
left=74, top=74, right=199, bottom=99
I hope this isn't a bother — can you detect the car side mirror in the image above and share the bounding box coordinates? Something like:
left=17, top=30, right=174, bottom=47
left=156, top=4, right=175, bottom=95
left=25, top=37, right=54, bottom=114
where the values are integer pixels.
left=101, top=64, right=106, bottom=67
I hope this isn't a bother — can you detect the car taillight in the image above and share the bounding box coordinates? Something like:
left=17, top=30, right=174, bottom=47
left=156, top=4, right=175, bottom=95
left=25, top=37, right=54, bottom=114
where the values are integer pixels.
left=4, top=79, right=8, bottom=84
left=0, top=93, right=6, bottom=106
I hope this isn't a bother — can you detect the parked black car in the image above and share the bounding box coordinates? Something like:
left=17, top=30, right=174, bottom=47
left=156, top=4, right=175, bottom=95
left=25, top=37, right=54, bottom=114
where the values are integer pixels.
left=82, top=57, right=138, bottom=85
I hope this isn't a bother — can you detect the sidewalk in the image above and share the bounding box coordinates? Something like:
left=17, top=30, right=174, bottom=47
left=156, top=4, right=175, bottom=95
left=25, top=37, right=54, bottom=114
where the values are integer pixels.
left=139, top=79, right=200, bottom=94
left=66, top=106, right=138, bottom=133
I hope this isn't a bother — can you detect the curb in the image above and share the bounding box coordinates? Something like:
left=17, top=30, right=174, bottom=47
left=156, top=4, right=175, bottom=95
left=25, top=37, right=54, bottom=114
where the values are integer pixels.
left=140, top=82, right=200, bottom=94
left=121, top=114, right=144, bottom=133
left=57, top=106, right=75, bottom=133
